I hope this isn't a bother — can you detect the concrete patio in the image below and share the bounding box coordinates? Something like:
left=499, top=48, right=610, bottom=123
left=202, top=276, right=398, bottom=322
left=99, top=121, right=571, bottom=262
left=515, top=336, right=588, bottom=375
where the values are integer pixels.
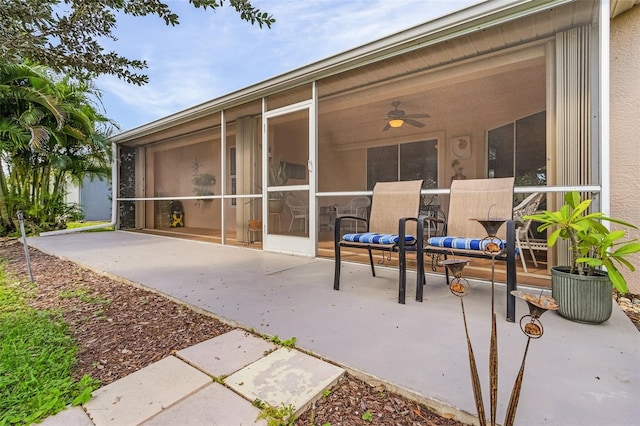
left=28, top=231, right=640, bottom=426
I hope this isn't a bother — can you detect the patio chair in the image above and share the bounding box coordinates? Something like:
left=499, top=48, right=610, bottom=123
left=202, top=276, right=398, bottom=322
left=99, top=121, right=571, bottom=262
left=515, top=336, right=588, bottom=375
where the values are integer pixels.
left=285, top=193, right=308, bottom=233
left=335, top=196, right=371, bottom=232
left=512, top=192, right=546, bottom=273
left=333, top=180, right=423, bottom=304
left=417, top=177, right=518, bottom=321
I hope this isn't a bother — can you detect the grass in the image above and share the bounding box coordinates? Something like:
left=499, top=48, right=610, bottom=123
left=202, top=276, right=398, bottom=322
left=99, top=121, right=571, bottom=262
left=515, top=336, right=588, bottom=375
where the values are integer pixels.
left=253, top=399, right=296, bottom=426
left=0, top=263, right=99, bottom=424
left=66, top=221, right=113, bottom=232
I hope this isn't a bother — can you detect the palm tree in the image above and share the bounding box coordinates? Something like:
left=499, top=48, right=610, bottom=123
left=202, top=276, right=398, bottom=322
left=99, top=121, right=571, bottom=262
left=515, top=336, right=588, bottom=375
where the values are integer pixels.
left=0, top=61, right=114, bottom=233
left=0, top=61, right=64, bottom=230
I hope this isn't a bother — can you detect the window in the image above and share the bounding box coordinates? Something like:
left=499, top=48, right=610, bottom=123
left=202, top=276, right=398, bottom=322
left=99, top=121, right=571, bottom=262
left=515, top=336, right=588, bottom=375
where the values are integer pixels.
left=487, top=111, right=546, bottom=185
left=367, top=139, right=438, bottom=190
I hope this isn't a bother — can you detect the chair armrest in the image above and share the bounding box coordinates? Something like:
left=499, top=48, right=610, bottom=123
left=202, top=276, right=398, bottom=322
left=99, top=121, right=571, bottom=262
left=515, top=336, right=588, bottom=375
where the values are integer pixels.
left=398, top=216, right=420, bottom=235
left=419, top=214, right=447, bottom=237
left=421, top=215, right=445, bottom=225
left=334, top=215, right=369, bottom=244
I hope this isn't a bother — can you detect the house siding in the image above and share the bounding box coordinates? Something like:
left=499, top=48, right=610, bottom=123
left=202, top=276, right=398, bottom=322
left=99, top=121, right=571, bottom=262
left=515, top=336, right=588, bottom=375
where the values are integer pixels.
left=610, top=5, right=640, bottom=293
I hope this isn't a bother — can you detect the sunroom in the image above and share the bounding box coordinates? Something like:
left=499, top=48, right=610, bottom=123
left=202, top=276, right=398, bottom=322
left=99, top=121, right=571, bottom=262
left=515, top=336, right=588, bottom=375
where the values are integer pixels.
left=112, top=0, right=613, bottom=288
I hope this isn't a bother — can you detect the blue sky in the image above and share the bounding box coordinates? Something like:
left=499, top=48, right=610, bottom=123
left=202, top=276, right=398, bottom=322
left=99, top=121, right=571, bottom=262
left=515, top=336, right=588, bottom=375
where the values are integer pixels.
left=98, top=0, right=481, bottom=132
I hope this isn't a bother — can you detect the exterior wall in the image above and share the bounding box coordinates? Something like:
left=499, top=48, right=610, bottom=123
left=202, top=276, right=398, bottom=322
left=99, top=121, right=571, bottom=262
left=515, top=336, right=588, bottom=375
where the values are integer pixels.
left=64, top=182, right=80, bottom=205
left=80, top=177, right=111, bottom=221
left=610, top=5, right=640, bottom=294
left=64, top=178, right=110, bottom=221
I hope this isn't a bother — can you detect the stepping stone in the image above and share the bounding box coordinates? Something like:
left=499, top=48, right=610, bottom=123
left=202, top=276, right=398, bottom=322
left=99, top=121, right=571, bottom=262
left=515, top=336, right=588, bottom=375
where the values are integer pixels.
left=177, top=329, right=276, bottom=377
left=226, top=347, right=344, bottom=415
left=141, top=382, right=266, bottom=425
left=40, top=406, right=93, bottom=426
left=84, top=356, right=211, bottom=426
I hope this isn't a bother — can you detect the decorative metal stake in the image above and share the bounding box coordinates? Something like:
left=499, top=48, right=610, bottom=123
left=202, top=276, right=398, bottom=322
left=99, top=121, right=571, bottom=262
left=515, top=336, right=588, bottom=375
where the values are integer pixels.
left=17, top=210, right=34, bottom=282
left=473, top=217, right=506, bottom=426
left=448, top=215, right=559, bottom=426
left=504, top=290, right=558, bottom=425
left=444, top=259, right=487, bottom=426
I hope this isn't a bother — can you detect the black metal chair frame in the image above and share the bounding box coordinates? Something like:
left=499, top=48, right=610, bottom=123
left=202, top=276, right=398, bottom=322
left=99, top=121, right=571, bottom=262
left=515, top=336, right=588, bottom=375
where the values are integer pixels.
left=415, top=219, right=518, bottom=322
left=333, top=215, right=421, bottom=304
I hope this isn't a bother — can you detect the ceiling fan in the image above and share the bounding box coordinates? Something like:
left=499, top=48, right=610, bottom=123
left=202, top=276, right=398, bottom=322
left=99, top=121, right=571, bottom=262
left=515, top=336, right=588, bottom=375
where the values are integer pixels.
left=383, top=101, right=430, bottom=131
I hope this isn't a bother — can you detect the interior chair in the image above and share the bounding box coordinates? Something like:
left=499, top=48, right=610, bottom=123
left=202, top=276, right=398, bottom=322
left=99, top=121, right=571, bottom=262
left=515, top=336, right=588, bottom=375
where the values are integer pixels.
left=334, top=180, right=423, bottom=304
left=335, top=196, right=371, bottom=232
left=512, top=192, right=546, bottom=273
left=285, top=193, right=309, bottom=233
left=417, top=177, right=518, bottom=321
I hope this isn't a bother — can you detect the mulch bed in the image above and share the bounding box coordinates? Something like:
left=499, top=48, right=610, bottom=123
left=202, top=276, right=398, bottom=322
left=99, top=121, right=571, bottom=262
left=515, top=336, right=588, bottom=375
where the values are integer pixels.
left=1, top=238, right=637, bottom=425
left=0, top=238, right=233, bottom=385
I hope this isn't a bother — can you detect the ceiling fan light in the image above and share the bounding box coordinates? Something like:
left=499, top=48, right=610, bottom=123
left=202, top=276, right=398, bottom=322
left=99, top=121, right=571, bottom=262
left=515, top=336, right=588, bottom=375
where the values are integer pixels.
left=389, top=119, right=404, bottom=128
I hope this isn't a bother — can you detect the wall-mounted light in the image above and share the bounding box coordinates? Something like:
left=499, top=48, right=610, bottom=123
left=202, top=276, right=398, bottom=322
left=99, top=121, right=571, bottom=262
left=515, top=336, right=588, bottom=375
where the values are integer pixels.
left=389, top=119, right=404, bottom=128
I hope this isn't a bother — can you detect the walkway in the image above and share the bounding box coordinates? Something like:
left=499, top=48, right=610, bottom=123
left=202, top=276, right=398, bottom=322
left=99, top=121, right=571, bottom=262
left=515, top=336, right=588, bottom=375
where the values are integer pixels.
left=42, top=329, right=343, bottom=425
left=29, top=231, right=640, bottom=426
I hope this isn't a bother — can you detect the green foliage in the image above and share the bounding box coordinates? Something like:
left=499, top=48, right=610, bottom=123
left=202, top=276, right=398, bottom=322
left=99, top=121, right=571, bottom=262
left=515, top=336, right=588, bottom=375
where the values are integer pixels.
left=212, top=374, right=226, bottom=384
left=361, top=409, right=373, bottom=422
left=264, top=334, right=297, bottom=348
left=525, top=191, right=640, bottom=293
left=254, top=400, right=297, bottom=426
left=0, top=265, right=100, bottom=424
left=280, top=336, right=297, bottom=348
left=0, top=0, right=274, bottom=85
left=66, top=221, right=114, bottom=232
left=322, top=388, right=331, bottom=398
left=0, top=61, right=113, bottom=235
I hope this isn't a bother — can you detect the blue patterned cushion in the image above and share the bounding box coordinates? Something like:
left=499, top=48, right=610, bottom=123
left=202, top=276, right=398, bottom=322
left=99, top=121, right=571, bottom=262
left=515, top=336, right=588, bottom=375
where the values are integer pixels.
left=343, top=232, right=416, bottom=245
left=427, top=236, right=508, bottom=251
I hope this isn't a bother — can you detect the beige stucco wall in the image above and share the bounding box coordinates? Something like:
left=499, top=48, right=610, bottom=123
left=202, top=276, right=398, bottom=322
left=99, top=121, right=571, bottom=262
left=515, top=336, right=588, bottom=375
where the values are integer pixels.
left=610, top=5, right=640, bottom=294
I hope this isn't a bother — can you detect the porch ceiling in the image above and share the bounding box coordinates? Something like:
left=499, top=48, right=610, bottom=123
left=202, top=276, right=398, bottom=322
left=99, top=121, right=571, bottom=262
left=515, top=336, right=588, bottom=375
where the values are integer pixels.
left=611, top=0, right=639, bottom=17
left=318, top=56, right=546, bottom=148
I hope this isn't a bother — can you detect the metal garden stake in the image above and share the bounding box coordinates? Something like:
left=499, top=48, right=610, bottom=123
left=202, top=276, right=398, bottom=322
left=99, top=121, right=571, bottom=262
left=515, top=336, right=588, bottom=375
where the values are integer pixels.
left=17, top=210, right=34, bottom=282
left=445, top=215, right=558, bottom=426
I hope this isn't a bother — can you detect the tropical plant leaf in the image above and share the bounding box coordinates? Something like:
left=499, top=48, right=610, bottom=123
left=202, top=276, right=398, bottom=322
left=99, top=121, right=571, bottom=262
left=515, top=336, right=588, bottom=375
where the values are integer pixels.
left=613, top=242, right=640, bottom=256
left=547, top=228, right=562, bottom=247
left=607, top=266, right=628, bottom=294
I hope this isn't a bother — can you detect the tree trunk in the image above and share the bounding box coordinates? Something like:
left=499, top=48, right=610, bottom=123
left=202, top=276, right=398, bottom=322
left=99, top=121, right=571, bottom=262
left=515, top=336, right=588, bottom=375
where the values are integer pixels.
left=0, top=167, right=13, bottom=231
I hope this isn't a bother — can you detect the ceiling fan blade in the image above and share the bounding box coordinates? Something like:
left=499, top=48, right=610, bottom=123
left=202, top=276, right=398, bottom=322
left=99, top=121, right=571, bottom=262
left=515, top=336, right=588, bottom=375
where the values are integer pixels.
left=404, top=118, right=425, bottom=128
left=405, top=113, right=430, bottom=118
left=383, top=123, right=391, bottom=131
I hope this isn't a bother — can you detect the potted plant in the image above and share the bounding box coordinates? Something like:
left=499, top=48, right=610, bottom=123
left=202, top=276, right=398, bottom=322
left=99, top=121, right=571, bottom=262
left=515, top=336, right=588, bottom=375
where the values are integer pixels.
left=268, top=159, right=288, bottom=213
left=191, top=159, right=215, bottom=205
left=525, top=191, right=640, bottom=323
